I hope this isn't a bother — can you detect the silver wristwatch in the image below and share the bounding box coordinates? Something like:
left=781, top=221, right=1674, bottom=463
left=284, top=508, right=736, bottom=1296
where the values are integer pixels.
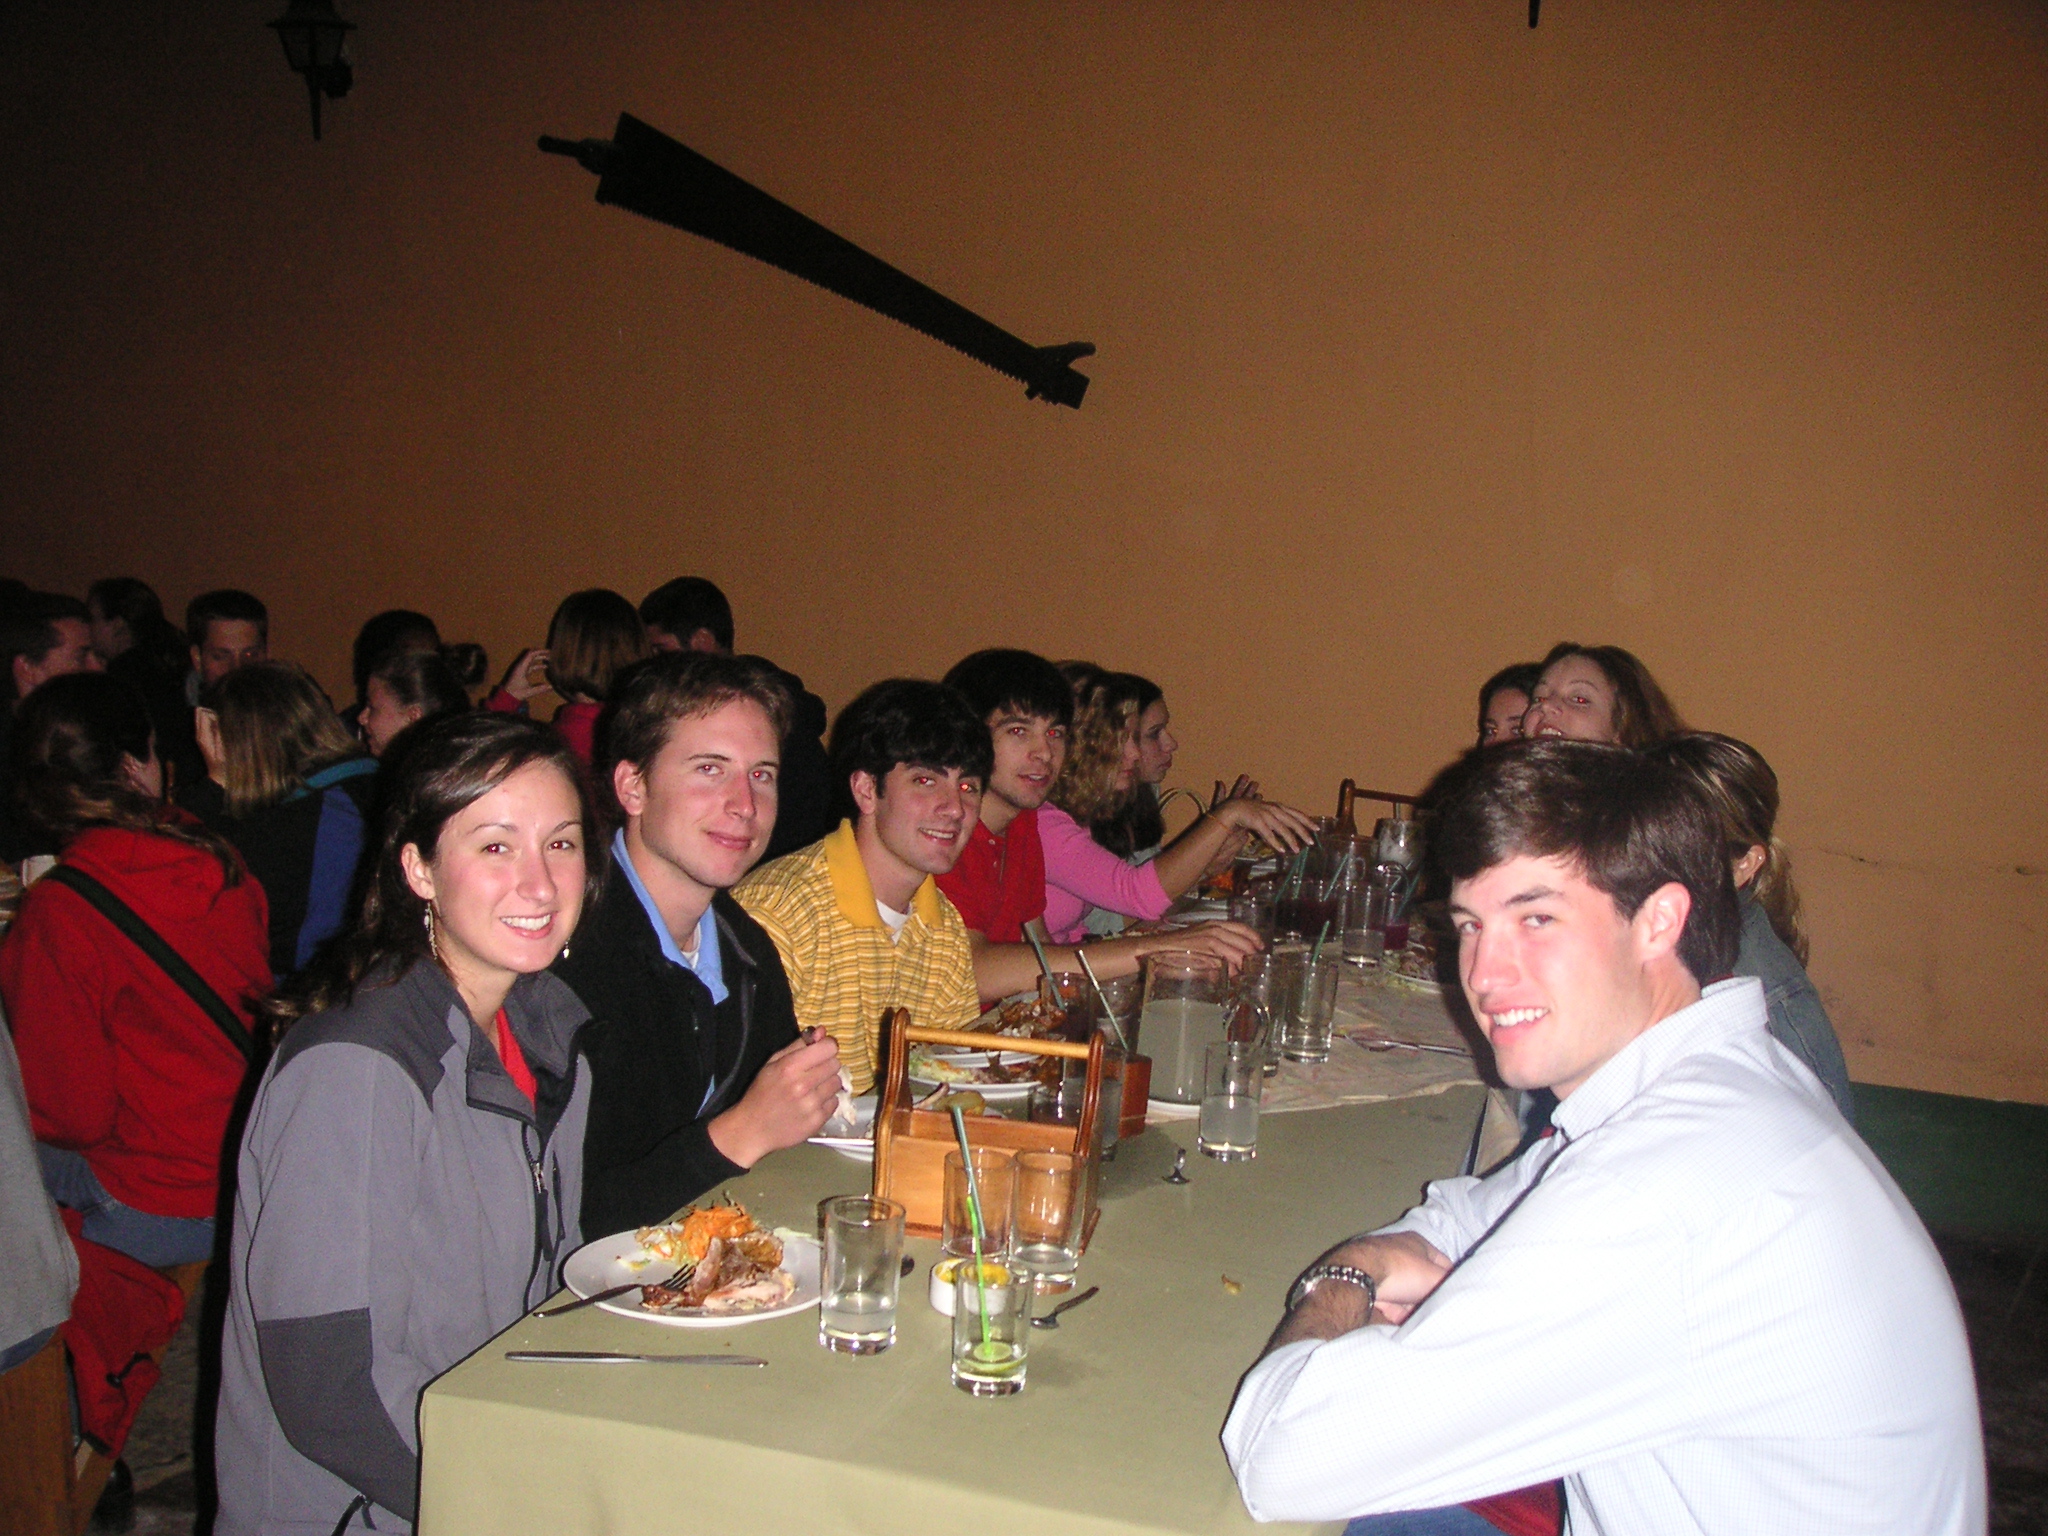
left=1286, top=1262, right=1377, bottom=1315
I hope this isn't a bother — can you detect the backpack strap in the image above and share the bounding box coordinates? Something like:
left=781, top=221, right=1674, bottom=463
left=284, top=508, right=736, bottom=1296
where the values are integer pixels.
left=295, top=784, right=368, bottom=971
left=303, top=757, right=379, bottom=792
left=40, top=864, right=256, bottom=1063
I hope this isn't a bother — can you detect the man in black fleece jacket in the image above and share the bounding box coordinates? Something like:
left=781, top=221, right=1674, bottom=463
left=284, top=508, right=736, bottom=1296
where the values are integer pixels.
left=555, top=652, right=842, bottom=1237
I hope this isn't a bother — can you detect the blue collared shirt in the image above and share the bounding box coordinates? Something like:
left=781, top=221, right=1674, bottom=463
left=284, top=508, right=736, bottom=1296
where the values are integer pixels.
left=611, top=828, right=727, bottom=1006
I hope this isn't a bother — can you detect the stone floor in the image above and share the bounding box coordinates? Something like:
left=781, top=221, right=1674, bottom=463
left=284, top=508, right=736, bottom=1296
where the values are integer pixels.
left=102, top=1224, right=2048, bottom=1534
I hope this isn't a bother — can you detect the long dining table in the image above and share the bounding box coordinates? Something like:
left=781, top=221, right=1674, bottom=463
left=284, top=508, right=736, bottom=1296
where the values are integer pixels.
left=416, top=1000, right=1497, bottom=1536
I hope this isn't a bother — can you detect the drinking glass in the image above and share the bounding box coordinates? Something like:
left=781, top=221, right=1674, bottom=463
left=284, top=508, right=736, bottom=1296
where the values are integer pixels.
left=1140, top=951, right=1229, bottom=1104
left=1028, top=1048, right=1123, bottom=1161
left=818, top=1195, right=906, bottom=1354
left=1228, top=878, right=1277, bottom=942
left=1011, top=1150, right=1084, bottom=1291
left=1088, top=971, right=1143, bottom=1053
left=1231, top=951, right=1280, bottom=1077
left=1038, top=971, right=1092, bottom=1040
left=951, top=1260, right=1032, bottom=1395
left=1374, top=816, right=1424, bottom=873
left=1349, top=870, right=1395, bottom=969
left=941, top=1148, right=1016, bottom=1261
left=1278, top=947, right=1342, bottom=1063
left=1198, top=1040, right=1263, bottom=1161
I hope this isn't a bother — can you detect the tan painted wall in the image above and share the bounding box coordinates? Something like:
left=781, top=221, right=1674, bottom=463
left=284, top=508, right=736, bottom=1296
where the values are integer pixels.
left=3, top=2, right=2042, bottom=1098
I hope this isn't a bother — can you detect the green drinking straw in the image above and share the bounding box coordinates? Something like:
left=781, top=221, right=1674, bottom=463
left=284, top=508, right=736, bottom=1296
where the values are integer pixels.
left=1311, top=919, right=1332, bottom=969
left=948, top=1105, right=997, bottom=1357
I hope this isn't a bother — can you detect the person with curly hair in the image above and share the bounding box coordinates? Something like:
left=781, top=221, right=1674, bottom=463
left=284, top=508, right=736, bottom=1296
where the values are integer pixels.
left=1038, top=663, right=1313, bottom=946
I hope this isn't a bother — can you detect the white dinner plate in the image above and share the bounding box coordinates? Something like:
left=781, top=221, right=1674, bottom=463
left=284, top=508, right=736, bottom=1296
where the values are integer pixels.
left=908, top=1075, right=1041, bottom=1103
left=808, top=1093, right=878, bottom=1160
left=561, top=1230, right=821, bottom=1328
left=918, top=1047, right=1035, bottom=1068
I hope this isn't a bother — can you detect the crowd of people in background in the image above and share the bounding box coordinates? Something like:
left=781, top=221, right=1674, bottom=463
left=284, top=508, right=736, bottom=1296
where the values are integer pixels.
left=0, top=571, right=1870, bottom=1534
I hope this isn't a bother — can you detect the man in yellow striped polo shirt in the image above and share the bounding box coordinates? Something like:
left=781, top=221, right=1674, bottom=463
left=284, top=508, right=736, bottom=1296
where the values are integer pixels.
left=735, top=679, right=991, bottom=1093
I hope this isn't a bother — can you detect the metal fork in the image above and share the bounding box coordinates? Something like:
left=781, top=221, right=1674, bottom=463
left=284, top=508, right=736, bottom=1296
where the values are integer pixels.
left=536, top=1266, right=686, bottom=1318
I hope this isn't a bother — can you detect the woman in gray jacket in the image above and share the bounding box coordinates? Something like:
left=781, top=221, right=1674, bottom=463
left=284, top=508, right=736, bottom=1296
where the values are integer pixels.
left=217, top=713, right=605, bottom=1536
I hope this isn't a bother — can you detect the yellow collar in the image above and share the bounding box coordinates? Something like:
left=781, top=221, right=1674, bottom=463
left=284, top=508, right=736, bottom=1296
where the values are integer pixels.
left=823, top=819, right=946, bottom=931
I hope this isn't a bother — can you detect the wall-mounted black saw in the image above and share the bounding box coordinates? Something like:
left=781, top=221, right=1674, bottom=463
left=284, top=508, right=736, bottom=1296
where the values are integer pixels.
left=540, top=113, right=1094, bottom=408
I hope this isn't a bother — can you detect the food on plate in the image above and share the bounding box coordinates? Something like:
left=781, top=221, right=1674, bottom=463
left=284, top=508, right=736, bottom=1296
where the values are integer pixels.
left=629, top=1202, right=794, bottom=1315
left=985, top=991, right=1070, bottom=1039
left=917, top=1088, right=990, bottom=1117
left=907, top=1046, right=1052, bottom=1088
left=1379, top=944, right=1442, bottom=989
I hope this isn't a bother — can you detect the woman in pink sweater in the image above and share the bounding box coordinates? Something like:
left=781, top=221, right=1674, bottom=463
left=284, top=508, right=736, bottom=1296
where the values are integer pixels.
left=1038, top=667, right=1313, bottom=943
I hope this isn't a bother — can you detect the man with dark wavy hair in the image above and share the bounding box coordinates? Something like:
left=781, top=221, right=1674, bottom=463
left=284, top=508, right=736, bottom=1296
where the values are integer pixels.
left=736, top=679, right=990, bottom=1093
left=1225, top=740, right=1982, bottom=1535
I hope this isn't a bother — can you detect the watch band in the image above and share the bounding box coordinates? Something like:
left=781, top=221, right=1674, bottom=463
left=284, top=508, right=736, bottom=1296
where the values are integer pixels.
left=1286, top=1262, right=1377, bottom=1315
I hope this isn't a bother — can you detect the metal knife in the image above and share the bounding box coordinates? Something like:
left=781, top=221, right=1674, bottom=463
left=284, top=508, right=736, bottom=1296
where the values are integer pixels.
left=505, top=1351, right=766, bottom=1366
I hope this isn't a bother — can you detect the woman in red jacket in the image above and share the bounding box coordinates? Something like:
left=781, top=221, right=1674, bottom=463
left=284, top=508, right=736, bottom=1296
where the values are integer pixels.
left=2, top=672, right=270, bottom=1265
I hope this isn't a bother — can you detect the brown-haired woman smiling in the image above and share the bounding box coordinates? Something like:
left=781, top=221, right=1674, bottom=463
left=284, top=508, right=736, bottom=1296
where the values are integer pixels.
left=1522, top=643, right=1685, bottom=748
left=216, top=712, right=602, bottom=1536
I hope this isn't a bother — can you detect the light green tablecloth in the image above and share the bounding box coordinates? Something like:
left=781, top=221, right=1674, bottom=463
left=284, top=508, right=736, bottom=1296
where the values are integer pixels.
left=418, top=1089, right=1487, bottom=1536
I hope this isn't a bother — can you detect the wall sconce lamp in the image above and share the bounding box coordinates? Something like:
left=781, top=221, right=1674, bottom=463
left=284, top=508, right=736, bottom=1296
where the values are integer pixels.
left=269, top=0, right=356, bottom=140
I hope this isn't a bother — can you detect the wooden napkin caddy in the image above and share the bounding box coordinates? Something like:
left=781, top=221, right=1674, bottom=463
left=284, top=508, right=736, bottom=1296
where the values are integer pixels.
left=870, top=1009, right=1106, bottom=1248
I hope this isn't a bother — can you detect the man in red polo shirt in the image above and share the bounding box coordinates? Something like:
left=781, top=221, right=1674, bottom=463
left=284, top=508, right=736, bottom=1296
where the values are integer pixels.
left=937, top=650, right=1068, bottom=962
left=939, top=650, right=1260, bottom=1006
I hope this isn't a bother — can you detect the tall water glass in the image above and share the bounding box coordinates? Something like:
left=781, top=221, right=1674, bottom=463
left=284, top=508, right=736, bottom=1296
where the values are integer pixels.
left=1278, top=947, right=1342, bottom=1063
left=1140, top=951, right=1229, bottom=1103
left=818, top=1195, right=906, bottom=1354
left=1199, top=1040, right=1263, bottom=1161
left=1233, top=950, right=1281, bottom=1077
left=942, top=1148, right=1017, bottom=1261
left=1228, top=878, right=1277, bottom=943
left=1088, top=972, right=1143, bottom=1053
left=1029, top=1049, right=1123, bottom=1161
left=1011, top=1150, right=1084, bottom=1291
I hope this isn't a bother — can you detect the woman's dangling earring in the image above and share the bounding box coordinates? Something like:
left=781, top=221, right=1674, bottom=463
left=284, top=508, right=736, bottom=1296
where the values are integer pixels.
left=559, top=940, right=570, bottom=962
left=424, top=905, right=441, bottom=962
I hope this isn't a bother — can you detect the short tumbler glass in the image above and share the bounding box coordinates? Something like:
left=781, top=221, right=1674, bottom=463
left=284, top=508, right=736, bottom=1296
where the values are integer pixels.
left=951, top=1260, right=1033, bottom=1395
left=818, top=1194, right=906, bottom=1355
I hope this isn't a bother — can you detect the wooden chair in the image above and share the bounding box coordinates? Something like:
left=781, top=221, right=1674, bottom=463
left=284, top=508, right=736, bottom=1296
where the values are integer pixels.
left=0, top=1259, right=207, bottom=1536
left=1336, top=778, right=1420, bottom=828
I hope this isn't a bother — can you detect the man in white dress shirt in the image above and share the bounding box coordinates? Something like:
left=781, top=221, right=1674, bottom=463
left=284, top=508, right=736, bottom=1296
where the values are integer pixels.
left=1223, top=740, right=1984, bottom=1536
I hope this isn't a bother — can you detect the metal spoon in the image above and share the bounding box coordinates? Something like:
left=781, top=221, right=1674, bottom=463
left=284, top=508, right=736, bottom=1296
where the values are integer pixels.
left=1163, top=1148, right=1191, bottom=1185
left=1030, top=1285, right=1100, bottom=1330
